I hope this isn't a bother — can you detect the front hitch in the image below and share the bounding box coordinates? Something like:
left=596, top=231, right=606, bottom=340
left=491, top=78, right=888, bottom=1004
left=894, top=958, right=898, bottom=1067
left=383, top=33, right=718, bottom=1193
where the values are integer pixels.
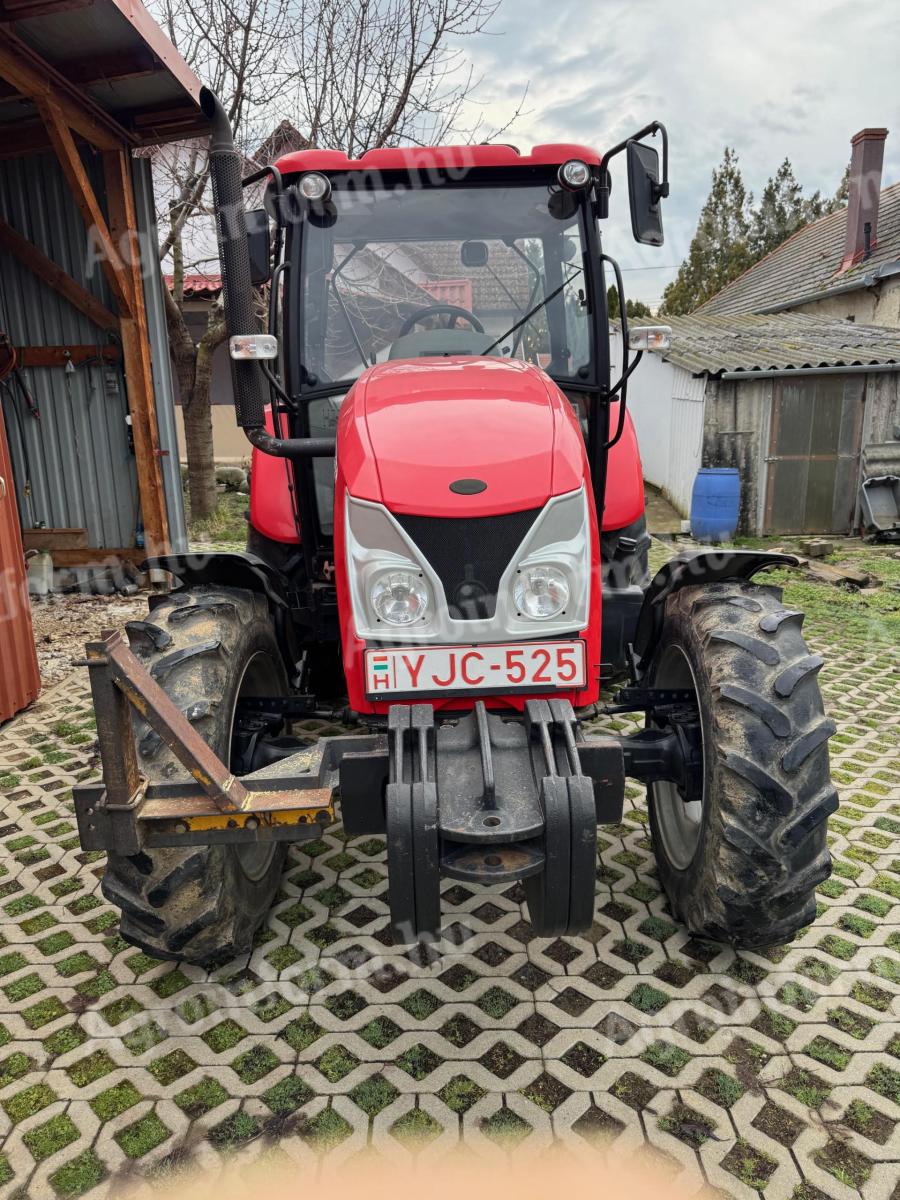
left=74, top=631, right=703, bottom=945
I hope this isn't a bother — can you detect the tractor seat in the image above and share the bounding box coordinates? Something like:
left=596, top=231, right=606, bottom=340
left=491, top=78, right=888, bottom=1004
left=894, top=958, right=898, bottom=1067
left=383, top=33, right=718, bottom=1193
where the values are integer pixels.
left=388, top=329, right=501, bottom=360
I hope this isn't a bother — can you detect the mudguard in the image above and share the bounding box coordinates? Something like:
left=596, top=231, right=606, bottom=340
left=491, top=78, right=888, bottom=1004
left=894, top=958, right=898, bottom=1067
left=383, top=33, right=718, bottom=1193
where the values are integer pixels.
left=143, top=552, right=294, bottom=609
left=632, top=549, right=798, bottom=674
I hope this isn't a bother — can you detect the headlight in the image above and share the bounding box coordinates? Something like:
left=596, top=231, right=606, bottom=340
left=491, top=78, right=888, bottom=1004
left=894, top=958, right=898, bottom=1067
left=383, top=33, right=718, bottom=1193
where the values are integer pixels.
left=514, top=565, right=569, bottom=620
left=371, top=570, right=428, bottom=626
left=298, top=172, right=332, bottom=202
left=558, top=159, right=591, bottom=191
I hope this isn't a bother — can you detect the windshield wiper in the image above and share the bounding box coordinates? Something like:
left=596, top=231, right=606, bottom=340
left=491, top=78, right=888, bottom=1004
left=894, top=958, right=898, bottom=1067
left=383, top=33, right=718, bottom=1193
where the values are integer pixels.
left=329, top=245, right=371, bottom=373
left=481, top=264, right=583, bottom=357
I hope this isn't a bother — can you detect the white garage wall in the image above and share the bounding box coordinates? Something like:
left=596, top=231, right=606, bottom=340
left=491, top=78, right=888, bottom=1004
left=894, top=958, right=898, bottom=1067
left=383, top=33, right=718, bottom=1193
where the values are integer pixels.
left=610, top=332, right=707, bottom=516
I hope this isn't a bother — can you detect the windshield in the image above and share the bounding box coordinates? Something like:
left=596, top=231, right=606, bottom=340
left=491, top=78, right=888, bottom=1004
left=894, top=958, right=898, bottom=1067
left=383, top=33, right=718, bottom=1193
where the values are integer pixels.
left=297, top=180, right=593, bottom=392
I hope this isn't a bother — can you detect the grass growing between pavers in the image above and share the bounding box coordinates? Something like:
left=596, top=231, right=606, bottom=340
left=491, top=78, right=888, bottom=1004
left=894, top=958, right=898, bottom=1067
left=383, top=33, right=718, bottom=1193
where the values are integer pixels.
left=0, top=535, right=896, bottom=1192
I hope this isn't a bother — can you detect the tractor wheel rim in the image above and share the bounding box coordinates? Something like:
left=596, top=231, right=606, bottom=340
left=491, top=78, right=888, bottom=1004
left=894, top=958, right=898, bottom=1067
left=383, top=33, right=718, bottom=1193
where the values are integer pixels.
left=228, top=650, right=282, bottom=882
left=651, top=643, right=704, bottom=871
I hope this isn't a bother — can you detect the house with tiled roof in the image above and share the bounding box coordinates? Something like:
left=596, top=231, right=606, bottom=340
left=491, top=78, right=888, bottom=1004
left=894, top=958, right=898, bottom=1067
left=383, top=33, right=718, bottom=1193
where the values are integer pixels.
left=698, top=129, right=900, bottom=327
left=621, top=129, right=900, bottom=537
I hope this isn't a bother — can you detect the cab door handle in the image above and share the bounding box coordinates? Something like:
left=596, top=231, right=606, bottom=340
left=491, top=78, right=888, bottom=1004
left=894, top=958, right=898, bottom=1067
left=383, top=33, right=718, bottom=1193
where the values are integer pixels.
left=0, top=476, right=6, bottom=501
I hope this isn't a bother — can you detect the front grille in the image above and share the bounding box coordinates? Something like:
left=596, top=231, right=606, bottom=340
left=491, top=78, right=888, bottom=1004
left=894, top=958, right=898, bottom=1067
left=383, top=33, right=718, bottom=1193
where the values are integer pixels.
left=396, top=508, right=540, bottom=620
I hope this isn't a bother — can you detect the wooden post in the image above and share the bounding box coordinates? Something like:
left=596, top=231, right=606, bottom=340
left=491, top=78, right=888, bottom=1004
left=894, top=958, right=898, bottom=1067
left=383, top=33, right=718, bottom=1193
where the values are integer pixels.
left=102, top=148, right=171, bottom=556
left=39, top=100, right=134, bottom=317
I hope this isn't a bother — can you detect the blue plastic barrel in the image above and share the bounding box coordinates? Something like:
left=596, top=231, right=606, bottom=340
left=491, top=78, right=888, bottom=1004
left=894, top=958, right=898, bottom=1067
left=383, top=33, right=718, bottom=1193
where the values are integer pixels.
left=690, top=468, right=741, bottom=543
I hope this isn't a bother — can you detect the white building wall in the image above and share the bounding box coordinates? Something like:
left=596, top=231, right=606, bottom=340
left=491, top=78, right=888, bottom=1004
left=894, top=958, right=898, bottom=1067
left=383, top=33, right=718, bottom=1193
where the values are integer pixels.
left=610, top=331, right=706, bottom=516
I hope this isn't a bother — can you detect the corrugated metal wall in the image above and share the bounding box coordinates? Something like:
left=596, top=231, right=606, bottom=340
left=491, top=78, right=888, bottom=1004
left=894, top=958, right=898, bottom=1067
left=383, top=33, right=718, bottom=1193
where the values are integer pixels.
left=0, top=150, right=138, bottom=548
left=667, top=370, right=707, bottom=515
left=611, top=331, right=706, bottom=516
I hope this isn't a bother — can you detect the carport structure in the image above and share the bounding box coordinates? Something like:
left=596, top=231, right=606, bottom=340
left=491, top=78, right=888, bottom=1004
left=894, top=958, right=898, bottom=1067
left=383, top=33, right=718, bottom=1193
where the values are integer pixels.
left=0, top=0, right=207, bottom=723
left=0, top=0, right=207, bottom=561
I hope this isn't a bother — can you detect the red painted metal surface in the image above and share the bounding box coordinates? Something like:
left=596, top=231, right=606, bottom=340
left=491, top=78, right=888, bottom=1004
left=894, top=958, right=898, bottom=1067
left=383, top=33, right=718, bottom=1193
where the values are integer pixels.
left=274, top=143, right=601, bottom=177
left=340, top=357, right=585, bottom=517
left=333, top=357, right=603, bottom=716
left=602, top=402, right=646, bottom=530
left=249, top=407, right=301, bottom=543
left=0, top=409, right=40, bottom=723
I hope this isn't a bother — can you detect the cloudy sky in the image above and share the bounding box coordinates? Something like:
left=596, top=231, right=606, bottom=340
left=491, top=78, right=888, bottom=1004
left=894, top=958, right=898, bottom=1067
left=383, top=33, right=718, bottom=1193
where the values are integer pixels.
left=465, top=0, right=900, bottom=306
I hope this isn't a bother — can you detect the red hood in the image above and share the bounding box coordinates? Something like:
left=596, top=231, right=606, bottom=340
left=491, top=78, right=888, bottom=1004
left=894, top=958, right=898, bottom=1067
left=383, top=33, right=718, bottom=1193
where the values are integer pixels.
left=337, top=357, right=586, bottom=517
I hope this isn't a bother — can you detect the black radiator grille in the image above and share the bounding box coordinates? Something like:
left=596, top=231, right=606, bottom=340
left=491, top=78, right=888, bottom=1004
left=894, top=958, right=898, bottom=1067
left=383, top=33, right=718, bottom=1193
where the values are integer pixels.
left=396, top=508, right=541, bottom=620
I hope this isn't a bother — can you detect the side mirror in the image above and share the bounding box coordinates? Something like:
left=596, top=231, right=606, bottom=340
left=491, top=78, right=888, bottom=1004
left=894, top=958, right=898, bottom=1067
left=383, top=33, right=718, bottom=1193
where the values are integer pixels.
left=626, top=140, right=664, bottom=246
left=244, top=208, right=271, bottom=285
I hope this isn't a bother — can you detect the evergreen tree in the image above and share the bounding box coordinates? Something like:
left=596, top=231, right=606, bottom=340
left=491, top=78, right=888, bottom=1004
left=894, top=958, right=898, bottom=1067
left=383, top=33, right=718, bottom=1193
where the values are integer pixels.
left=607, top=286, right=652, bottom=320
left=661, top=152, right=854, bottom=315
left=660, top=148, right=753, bottom=315
left=750, top=158, right=825, bottom=259
left=827, top=164, right=851, bottom=212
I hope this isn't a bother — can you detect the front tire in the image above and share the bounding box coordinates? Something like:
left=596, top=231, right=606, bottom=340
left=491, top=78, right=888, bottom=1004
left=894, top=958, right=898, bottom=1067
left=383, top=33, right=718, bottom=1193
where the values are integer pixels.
left=101, top=586, right=289, bottom=966
left=647, top=580, right=838, bottom=948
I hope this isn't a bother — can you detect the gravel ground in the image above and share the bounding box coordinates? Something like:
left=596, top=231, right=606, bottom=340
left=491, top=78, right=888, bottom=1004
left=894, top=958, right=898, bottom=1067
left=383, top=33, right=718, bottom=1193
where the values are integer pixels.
left=28, top=595, right=147, bottom=690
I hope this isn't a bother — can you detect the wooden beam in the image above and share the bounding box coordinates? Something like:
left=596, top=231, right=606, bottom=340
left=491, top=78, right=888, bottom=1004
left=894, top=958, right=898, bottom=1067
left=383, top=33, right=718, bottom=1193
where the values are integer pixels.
left=102, top=148, right=170, bottom=556
left=0, top=216, right=118, bottom=331
left=22, top=528, right=88, bottom=552
left=41, top=546, right=148, bottom=567
left=38, top=99, right=133, bottom=317
left=15, top=345, right=121, bottom=367
left=0, top=29, right=125, bottom=150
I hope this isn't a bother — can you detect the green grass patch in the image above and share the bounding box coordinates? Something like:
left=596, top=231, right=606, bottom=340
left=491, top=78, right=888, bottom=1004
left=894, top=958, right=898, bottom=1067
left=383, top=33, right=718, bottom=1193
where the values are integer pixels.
left=3, top=1083, right=57, bottom=1124
left=90, top=1081, right=142, bottom=1121
left=48, top=1149, right=106, bottom=1198
left=175, top=1077, right=229, bottom=1119
left=23, top=1113, right=80, bottom=1162
left=114, top=1112, right=171, bottom=1159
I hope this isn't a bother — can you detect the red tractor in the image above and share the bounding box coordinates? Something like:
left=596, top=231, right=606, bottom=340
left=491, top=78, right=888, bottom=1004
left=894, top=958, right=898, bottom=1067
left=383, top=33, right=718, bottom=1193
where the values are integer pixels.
left=74, top=93, right=836, bottom=965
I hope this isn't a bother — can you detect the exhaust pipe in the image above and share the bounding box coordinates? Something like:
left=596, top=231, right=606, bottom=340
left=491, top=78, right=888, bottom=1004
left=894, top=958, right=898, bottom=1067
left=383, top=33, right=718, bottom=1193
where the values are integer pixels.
left=200, top=87, right=266, bottom=432
left=200, top=88, right=337, bottom=460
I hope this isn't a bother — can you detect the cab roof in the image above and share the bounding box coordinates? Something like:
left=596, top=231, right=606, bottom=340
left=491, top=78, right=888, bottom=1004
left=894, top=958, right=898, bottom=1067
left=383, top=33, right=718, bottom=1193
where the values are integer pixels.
left=273, top=143, right=601, bottom=176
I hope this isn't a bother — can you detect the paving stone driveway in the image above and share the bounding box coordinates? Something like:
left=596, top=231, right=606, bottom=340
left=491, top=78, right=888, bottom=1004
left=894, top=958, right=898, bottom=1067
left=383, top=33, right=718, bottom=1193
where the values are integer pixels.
left=0, top=550, right=897, bottom=1200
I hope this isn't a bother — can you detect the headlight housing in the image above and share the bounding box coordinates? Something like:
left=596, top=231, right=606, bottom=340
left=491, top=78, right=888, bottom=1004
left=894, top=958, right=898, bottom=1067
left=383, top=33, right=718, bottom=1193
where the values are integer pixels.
left=371, top=570, right=428, bottom=626
left=514, top=565, right=569, bottom=620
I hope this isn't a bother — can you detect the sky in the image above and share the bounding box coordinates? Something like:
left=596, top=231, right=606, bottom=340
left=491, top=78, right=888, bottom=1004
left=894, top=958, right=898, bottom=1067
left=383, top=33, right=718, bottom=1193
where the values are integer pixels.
left=462, top=0, right=900, bottom=308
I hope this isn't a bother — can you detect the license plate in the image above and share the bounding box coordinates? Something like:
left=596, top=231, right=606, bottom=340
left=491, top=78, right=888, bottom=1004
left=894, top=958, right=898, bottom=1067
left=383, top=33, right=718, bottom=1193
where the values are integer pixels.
left=365, top=640, right=586, bottom=696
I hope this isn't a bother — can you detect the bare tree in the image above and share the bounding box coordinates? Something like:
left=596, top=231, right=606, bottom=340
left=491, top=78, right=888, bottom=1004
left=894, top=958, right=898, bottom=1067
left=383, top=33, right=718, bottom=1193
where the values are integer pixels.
left=152, top=0, right=521, bottom=521
left=290, top=0, right=523, bottom=155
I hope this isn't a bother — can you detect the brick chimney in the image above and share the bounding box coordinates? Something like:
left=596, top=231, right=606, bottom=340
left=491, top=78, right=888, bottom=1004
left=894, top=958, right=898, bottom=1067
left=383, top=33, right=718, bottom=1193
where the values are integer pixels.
left=840, top=127, right=888, bottom=270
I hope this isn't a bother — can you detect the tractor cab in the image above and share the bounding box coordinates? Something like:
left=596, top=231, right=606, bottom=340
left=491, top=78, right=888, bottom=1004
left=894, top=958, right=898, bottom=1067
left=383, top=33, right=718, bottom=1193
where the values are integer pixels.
left=246, top=138, right=667, bottom=691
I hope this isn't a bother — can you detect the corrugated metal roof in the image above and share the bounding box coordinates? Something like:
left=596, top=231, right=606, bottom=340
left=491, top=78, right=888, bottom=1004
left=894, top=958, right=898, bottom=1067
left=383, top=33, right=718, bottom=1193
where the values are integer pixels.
left=696, top=182, right=900, bottom=316
left=641, top=312, right=900, bottom=376
left=0, top=0, right=204, bottom=145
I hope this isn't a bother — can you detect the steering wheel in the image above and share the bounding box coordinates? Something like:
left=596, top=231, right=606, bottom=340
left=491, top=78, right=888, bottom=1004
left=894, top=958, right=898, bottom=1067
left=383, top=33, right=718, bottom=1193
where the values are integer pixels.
left=398, top=304, right=485, bottom=336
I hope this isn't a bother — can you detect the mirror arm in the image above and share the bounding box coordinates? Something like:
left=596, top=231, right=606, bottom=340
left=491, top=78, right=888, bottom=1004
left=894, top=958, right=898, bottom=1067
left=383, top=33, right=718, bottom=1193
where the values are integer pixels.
left=242, top=163, right=286, bottom=265
left=597, top=120, right=669, bottom=217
